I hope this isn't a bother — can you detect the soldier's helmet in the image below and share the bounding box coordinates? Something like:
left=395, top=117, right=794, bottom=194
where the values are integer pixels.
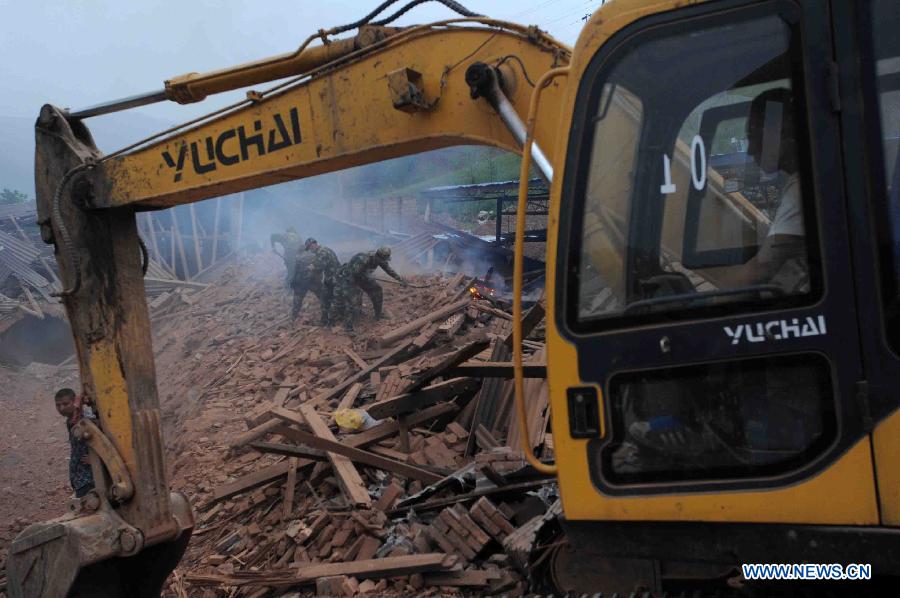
left=376, top=246, right=392, bottom=260
left=305, top=237, right=317, bottom=249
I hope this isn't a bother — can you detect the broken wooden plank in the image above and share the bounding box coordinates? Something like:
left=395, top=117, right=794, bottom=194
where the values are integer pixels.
left=229, top=419, right=282, bottom=449
left=380, top=298, right=470, bottom=346
left=402, top=337, right=490, bottom=394
left=335, top=382, right=363, bottom=412
left=184, top=554, right=458, bottom=588
left=269, top=405, right=308, bottom=428
left=346, top=402, right=457, bottom=448
left=211, top=461, right=293, bottom=502
left=298, top=404, right=372, bottom=507
left=502, top=301, right=545, bottom=349
left=292, top=553, right=457, bottom=584
left=251, top=441, right=327, bottom=462
left=446, top=362, right=547, bottom=379
left=473, top=302, right=513, bottom=320
left=315, top=339, right=415, bottom=405
left=232, top=402, right=453, bottom=502
left=411, top=324, right=439, bottom=350
left=388, top=479, right=553, bottom=516
left=343, top=347, right=369, bottom=370
left=273, top=380, right=294, bottom=408
left=282, top=457, right=299, bottom=520
left=475, top=424, right=502, bottom=450
left=273, top=425, right=443, bottom=485
left=366, top=378, right=481, bottom=420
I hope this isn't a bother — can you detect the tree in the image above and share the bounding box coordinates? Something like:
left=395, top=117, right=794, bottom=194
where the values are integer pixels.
left=0, top=188, right=30, bottom=205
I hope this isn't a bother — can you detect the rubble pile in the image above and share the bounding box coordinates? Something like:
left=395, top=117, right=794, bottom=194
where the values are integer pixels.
left=151, top=253, right=556, bottom=597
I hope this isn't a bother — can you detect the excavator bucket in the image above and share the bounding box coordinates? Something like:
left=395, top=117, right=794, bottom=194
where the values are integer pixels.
left=7, top=493, right=193, bottom=598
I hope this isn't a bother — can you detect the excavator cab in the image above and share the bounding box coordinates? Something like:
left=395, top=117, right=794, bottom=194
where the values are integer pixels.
left=539, top=0, right=900, bottom=591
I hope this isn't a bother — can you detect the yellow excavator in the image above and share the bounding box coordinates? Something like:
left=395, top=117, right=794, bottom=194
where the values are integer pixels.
left=8, top=0, right=900, bottom=594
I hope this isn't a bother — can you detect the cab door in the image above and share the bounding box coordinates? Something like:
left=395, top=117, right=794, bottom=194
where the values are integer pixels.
left=549, top=0, right=878, bottom=524
left=832, top=0, right=900, bottom=525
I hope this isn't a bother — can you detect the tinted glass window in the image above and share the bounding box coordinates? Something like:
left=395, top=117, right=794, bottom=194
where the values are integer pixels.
left=572, top=14, right=819, bottom=329
left=602, top=354, right=836, bottom=484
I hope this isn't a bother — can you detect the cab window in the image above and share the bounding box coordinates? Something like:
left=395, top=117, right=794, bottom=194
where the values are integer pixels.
left=570, top=12, right=820, bottom=331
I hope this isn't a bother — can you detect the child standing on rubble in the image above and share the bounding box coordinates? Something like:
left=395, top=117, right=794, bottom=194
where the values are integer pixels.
left=54, top=388, right=96, bottom=498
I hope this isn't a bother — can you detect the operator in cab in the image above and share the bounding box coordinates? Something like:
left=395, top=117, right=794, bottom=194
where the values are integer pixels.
left=722, top=87, right=809, bottom=294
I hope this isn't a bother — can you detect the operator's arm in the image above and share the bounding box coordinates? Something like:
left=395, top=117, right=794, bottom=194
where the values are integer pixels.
left=725, top=234, right=806, bottom=287
left=718, top=178, right=806, bottom=289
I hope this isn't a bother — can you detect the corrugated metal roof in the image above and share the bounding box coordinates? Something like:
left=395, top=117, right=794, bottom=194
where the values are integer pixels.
left=0, top=292, right=20, bottom=314
left=0, top=202, right=37, bottom=220
left=0, top=259, right=11, bottom=286
left=0, top=230, right=49, bottom=290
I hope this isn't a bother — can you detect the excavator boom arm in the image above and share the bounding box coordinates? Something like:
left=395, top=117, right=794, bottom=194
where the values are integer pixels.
left=87, top=23, right=568, bottom=209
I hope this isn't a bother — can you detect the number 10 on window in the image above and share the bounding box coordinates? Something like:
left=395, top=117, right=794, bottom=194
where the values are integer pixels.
left=660, top=135, right=707, bottom=195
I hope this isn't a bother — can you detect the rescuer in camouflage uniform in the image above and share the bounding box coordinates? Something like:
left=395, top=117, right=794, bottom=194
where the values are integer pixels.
left=331, top=246, right=406, bottom=330
left=293, top=238, right=340, bottom=325
left=291, top=249, right=321, bottom=321
left=270, top=226, right=302, bottom=287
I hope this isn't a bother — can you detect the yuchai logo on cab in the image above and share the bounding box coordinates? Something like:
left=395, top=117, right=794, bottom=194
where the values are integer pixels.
left=724, top=315, right=827, bottom=345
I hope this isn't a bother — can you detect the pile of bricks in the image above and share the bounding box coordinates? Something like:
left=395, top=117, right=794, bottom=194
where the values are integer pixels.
left=144, top=253, right=557, bottom=596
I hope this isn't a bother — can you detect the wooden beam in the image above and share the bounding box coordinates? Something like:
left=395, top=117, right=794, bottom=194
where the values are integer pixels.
left=273, top=425, right=442, bottom=485
left=211, top=197, right=222, bottom=264
left=269, top=405, right=307, bottom=428
left=403, top=337, right=490, bottom=394
left=282, top=457, right=299, bottom=520
left=229, top=419, right=282, bottom=449
left=446, top=362, right=547, bottom=379
left=389, top=479, right=553, bottom=516
left=169, top=223, right=176, bottom=275
left=273, top=381, right=293, bottom=408
left=503, top=301, right=545, bottom=349
left=379, top=298, right=470, bottom=346
left=298, top=405, right=372, bottom=507
left=343, top=347, right=369, bottom=370
left=171, top=210, right=190, bottom=278
left=236, top=193, right=244, bottom=249
left=215, top=403, right=457, bottom=502
left=473, top=302, right=512, bottom=321
left=252, top=441, right=327, bottom=462
left=143, top=277, right=208, bottom=289
left=185, top=554, right=458, bottom=587
left=345, top=402, right=457, bottom=448
left=314, top=339, right=414, bottom=405
left=211, top=461, right=293, bottom=502
left=189, top=203, right=204, bottom=275
left=336, top=382, right=363, bottom=412
left=367, top=378, right=481, bottom=420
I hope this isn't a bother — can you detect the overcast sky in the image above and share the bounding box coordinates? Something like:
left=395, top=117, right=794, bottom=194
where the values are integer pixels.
left=0, top=0, right=596, bottom=124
